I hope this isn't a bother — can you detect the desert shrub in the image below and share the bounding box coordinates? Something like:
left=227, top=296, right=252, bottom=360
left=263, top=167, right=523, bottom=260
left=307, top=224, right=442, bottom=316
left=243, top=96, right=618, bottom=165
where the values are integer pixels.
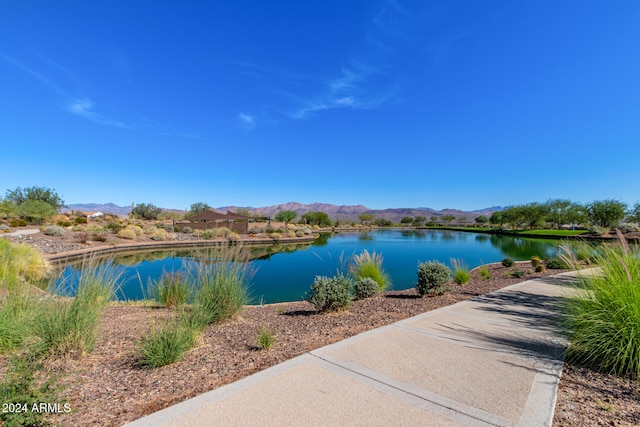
left=535, top=264, right=546, bottom=273
left=202, top=229, right=219, bottom=239
left=216, top=227, right=230, bottom=237
left=295, top=230, right=305, bottom=237
left=416, top=261, right=451, bottom=296
left=135, top=317, right=195, bottom=369
left=249, top=227, right=264, bottom=235
left=559, top=238, right=640, bottom=378
left=270, top=232, right=282, bottom=241
left=306, top=275, right=353, bottom=312
left=74, top=217, right=88, bottom=224
left=56, top=220, right=72, bottom=227
left=117, top=228, right=137, bottom=240
left=588, top=225, right=608, bottom=236
left=546, top=257, right=568, bottom=269
left=502, top=257, right=515, bottom=267
left=182, top=226, right=193, bottom=234
left=618, top=223, right=640, bottom=233
left=479, top=266, right=491, bottom=281
left=531, top=256, right=542, bottom=267
left=105, top=221, right=124, bottom=232
left=0, top=224, right=10, bottom=232
left=509, top=270, right=526, bottom=278
left=256, top=326, right=276, bottom=350
left=10, top=219, right=28, bottom=227
left=91, top=231, right=107, bottom=242
left=151, top=229, right=168, bottom=241
left=450, top=258, right=470, bottom=285
left=354, top=278, right=379, bottom=299
left=350, top=250, right=391, bottom=292
left=0, top=239, right=48, bottom=284
left=150, top=272, right=190, bottom=308
left=301, top=227, right=312, bottom=235
left=143, top=226, right=158, bottom=235
left=74, top=231, right=90, bottom=243
left=44, top=225, right=65, bottom=236
left=228, top=232, right=240, bottom=242
left=126, top=224, right=143, bottom=236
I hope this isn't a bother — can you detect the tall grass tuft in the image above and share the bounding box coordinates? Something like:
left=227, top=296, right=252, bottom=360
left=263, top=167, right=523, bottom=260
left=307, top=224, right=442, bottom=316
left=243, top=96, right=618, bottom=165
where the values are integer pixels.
left=190, top=245, right=252, bottom=328
left=350, top=249, right=391, bottom=292
left=135, top=316, right=195, bottom=369
left=450, top=258, right=470, bottom=285
left=560, top=231, right=640, bottom=378
left=149, top=271, right=190, bottom=308
left=0, top=239, right=49, bottom=286
left=34, top=258, right=122, bottom=358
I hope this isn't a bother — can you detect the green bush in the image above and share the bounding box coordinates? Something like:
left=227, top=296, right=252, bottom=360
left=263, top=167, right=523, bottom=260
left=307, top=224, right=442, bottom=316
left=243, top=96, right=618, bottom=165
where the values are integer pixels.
left=150, top=272, right=190, bottom=308
left=150, top=229, right=168, bottom=241
left=479, top=266, right=491, bottom=281
left=182, top=226, right=193, bottom=234
left=509, top=270, right=526, bottom=278
left=135, top=318, right=195, bottom=369
left=560, top=239, right=640, bottom=378
left=350, top=250, right=391, bottom=292
left=354, top=278, right=379, bottom=299
left=44, top=225, right=65, bottom=236
left=535, top=264, right=546, bottom=273
left=416, top=261, right=451, bottom=296
left=546, top=257, right=568, bottom=269
left=502, top=258, right=515, bottom=267
left=306, top=275, right=353, bottom=312
left=56, top=220, right=72, bottom=227
left=74, top=217, right=88, bottom=224
left=15, top=200, right=56, bottom=224
left=450, top=258, right=470, bottom=285
left=531, top=256, right=542, bottom=267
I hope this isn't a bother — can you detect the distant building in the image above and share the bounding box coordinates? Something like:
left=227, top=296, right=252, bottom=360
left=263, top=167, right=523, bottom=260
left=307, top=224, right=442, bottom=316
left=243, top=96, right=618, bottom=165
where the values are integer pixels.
left=176, top=210, right=249, bottom=234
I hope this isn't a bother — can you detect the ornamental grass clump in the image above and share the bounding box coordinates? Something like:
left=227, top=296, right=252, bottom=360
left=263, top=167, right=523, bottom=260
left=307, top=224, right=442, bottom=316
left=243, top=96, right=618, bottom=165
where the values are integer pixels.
left=350, top=249, right=391, bottom=292
left=306, top=275, right=353, bottom=312
left=416, top=261, right=451, bottom=296
left=150, top=272, right=190, bottom=308
left=135, top=316, right=195, bottom=369
left=560, top=231, right=640, bottom=378
left=35, top=258, right=122, bottom=358
left=450, top=258, right=470, bottom=285
left=190, top=246, right=251, bottom=329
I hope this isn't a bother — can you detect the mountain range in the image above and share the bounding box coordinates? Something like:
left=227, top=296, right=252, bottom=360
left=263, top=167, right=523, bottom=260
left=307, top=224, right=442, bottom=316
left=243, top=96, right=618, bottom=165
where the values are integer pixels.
left=65, top=202, right=505, bottom=223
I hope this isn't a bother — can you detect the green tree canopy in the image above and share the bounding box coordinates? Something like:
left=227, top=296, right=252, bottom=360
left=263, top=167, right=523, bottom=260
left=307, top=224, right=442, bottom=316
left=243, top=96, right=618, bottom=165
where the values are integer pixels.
left=358, top=213, right=375, bottom=225
left=275, top=210, right=297, bottom=225
left=400, top=216, right=413, bottom=224
left=301, top=211, right=331, bottom=227
left=544, top=199, right=584, bottom=229
left=474, top=215, right=489, bottom=225
left=628, top=202, right=640, bottom=224
left=186, top=202, right=211, bottom=217
left=131, top=203, right=163, bottom=220
left=16, top=200, right=57, bottom=224
left=587, top=199, right=628, bottom=228
left=5, top=186, right=65, bottom=211
left=441, top=215, right=456, bottom=225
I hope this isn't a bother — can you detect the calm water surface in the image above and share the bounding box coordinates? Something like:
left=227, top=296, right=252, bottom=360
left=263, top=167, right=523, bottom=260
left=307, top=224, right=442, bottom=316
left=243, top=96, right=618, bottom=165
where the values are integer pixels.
left=57, top=230, right=559, bottom=304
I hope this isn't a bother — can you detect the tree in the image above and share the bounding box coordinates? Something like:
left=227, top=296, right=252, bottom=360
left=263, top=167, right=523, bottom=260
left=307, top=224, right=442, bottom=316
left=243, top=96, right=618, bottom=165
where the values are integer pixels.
left=490, top=211, right=506, bottom=228
left=5, top=186, right=65, bottom=211
left=412, top=216, right=426, bottom=227
left=0, top=197, right=16, bottom=218
left=234, top=207, right=251, bottom=217
left=587, top=199, right=628, bottom=228
left=374, top=218, right=393, bottom=227
left=301, top=211, right=331, bottom=227
left=457, top=216, right=468, bottom=226
left=441, top=215, right=456, bottom=226
left=628, top=202, right=640, bottom=224
left=519, top=202, right=549, bottom=229
left=474, top=215, right=489, bottom=226
left=358, top=213, right=375, bottom=225
left=186, top=202, right=211, bottom=218
left=275, top=210, right=297, bottom=226
left=131, top=203, right=163, bottom=220
left=16, top=200, right=57, bottom=224
left=544, top=199, right=582, bottom=229
left=400, top=216, right=413, bottom=225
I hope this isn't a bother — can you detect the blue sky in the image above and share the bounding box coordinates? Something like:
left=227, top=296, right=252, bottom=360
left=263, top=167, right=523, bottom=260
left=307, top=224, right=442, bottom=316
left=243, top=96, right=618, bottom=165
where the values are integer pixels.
left=1, top=1, right=639, bottom=211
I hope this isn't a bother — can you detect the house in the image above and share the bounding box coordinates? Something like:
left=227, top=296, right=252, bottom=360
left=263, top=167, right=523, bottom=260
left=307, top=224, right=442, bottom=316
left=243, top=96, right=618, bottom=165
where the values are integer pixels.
left=176, top=210, right=249, bottom=234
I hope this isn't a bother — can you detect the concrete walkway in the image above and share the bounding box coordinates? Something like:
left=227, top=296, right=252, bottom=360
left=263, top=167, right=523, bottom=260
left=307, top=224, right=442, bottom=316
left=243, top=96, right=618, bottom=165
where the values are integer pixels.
left=125, top=273, right=578, bottom=427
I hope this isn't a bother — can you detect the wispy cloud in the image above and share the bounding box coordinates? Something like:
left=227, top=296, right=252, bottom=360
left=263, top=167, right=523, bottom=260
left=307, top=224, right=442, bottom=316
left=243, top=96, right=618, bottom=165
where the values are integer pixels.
left=237, top=113, right=256, bottom=129
left=67, top=98, right=130, bottom=129
left=0, top=52, right=68, bottom=97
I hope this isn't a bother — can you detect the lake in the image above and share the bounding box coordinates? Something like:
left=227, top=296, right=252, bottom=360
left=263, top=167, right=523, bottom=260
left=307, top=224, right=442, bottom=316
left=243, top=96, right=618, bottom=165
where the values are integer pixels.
left=56, top=229, right=560, bottom=304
